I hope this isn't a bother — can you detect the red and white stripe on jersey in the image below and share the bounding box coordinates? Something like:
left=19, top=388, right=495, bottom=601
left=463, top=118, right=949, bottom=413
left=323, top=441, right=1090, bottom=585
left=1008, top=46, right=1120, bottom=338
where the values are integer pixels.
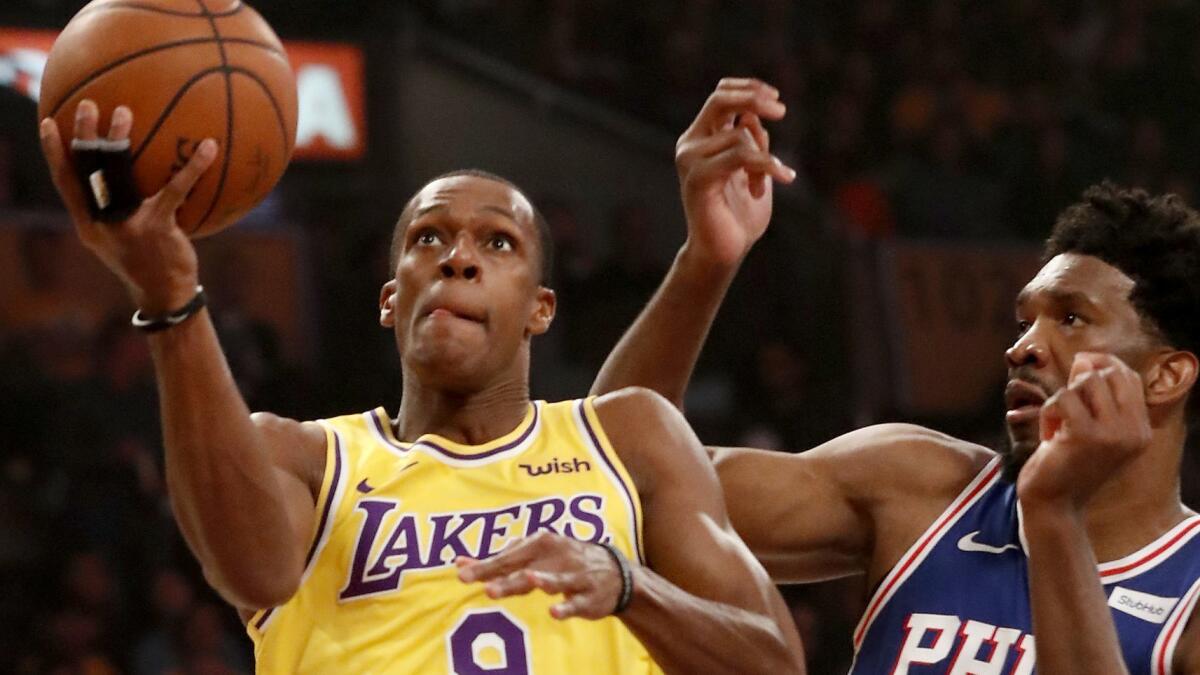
left=852, top=457, right=1004, bottom=650
left=1151, top=574, right=1200, bottom=675
left=1099, top=516, right=1200, bottom=585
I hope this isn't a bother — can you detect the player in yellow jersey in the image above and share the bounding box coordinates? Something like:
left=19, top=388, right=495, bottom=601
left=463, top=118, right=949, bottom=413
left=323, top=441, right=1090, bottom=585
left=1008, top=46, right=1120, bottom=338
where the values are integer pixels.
left=39, top=79, right=803, bottom=673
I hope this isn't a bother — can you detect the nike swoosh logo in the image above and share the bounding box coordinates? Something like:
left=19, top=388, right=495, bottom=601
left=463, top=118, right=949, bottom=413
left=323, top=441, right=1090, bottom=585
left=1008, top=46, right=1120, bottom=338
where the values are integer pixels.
left=957, top=531, right=1020, bottom=555
left=356, top=478, right=375, bottom=494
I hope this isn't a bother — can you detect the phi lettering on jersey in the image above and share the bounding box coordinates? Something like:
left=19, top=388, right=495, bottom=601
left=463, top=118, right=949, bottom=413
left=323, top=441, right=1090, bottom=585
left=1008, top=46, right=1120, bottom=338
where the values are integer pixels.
left=340, top=494, right=609, bottom=601
left=892, top=613, right=1036, bottom=675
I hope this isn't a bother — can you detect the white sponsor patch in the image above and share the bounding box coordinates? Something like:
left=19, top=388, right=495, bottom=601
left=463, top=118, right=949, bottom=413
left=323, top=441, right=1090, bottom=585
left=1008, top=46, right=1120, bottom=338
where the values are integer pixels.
left=1108, top=587, right=1178, bottom=624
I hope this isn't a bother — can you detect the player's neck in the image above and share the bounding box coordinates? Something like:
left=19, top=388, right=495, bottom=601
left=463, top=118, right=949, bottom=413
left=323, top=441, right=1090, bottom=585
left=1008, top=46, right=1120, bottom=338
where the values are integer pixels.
left=394, top=374, right=532, bottom=446
left=1081, top=423, right=1189, bottom=563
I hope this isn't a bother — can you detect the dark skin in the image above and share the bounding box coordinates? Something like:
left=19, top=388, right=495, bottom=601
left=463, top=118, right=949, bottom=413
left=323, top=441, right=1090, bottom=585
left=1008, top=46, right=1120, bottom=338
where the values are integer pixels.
left=40, top=100, right=804, bottom=674
left=594, top=77, right=1200, bottom=674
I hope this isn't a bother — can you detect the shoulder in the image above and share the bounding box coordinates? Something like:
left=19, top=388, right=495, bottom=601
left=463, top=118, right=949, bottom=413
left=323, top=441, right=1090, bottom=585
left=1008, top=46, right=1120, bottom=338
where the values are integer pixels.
left=801, top=423, right=994, bottom=503
left=250, top=411, right=329, bottom=449
left=590, top=387, right=708, bottom=495
left=591, top=386, right=691, bottom=444
left=251, top=411, right=329, bottom=497
left=591, top=386, right=677, bottom=424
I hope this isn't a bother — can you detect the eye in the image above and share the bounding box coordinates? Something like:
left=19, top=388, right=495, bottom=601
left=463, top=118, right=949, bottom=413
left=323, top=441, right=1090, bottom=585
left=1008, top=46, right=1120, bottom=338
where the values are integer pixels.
left=488, top=234, right=515, bottom=252
left=413, top=228, right=441, bottom=246
left=1016, top=320, right=1031, bottom=336
left=1063, top=312, right=1082, bottom=327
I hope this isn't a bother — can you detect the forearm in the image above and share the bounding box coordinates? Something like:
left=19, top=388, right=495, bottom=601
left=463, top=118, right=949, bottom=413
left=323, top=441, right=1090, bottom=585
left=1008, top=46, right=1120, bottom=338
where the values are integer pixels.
left=150, top=311, right=302, bottom=607
left=619, top=565, right=803, bottom=675
left=1024, top=504, right=1128, bottom=675
left=591, top=244, right=739, bottom=407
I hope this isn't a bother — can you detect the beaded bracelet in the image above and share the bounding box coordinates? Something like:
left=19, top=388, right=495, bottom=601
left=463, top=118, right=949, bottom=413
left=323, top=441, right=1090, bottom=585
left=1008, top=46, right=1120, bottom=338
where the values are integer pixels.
left=599, top=542, right=634, bottom=614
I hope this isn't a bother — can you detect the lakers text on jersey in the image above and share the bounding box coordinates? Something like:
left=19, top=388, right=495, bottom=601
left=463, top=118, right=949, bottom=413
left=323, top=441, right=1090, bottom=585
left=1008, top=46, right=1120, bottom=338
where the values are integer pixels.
left=247, top=398, right=662, bottom=675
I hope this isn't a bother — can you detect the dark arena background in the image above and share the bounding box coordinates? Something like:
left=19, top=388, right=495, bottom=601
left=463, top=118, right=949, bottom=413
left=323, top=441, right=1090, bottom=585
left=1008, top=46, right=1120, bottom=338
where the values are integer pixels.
left=2, top=1, right=1199, bottom=673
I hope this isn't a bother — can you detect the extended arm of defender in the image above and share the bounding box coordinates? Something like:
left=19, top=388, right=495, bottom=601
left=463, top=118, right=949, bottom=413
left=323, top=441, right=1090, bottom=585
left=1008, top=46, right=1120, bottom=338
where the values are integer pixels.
left=592, top=78, right=794, bottom=405
left=40, top=102, right=322, bottom=610
left=598, top=388, right=806, bottom=674
left=590, top=249, right=739, bottom=405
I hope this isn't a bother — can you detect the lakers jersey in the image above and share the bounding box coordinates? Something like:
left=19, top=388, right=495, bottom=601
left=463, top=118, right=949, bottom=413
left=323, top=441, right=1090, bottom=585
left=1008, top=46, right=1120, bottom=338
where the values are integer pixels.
left=247, top=398, right=662, bottom=675
left=851, top=456, right=1200, bottom=675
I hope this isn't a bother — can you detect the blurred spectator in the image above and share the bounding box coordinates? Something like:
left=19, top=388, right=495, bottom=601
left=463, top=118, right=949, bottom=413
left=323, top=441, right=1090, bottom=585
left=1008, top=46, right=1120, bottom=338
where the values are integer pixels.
left=422, top=0, right=1200, bottom=243
left=134, top=569, right=197, bottom=675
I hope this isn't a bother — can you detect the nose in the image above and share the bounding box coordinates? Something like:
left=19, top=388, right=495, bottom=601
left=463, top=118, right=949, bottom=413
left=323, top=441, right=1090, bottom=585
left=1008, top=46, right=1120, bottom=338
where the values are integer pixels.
left=439, top=237, right=479, bottom=281
left=1005, top=322, right=1048, bottom=370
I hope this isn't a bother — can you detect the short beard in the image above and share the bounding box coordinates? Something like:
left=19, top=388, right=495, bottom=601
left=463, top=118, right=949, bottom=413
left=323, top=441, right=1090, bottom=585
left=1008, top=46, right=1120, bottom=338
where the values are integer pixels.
left=1000, top=436, right=1037, bottom=483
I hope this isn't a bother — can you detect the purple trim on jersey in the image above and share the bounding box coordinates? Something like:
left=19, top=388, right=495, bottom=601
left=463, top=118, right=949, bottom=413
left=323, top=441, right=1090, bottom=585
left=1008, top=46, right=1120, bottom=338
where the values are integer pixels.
left=304, top=433, right=344, bottom=566
left=369, top=404, right=539, bottom=461
left=369, top=410, right=406, bottom=452
left=252, top=432, right=345, bottom=632
left=576, top=400, right=643, bottom=564
left=253, top=607, right=274, bottom=629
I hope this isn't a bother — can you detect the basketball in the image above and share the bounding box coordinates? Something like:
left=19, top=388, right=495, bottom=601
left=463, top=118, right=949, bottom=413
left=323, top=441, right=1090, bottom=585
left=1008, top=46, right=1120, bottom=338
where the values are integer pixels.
left=38, top=0, right=298, bottom=237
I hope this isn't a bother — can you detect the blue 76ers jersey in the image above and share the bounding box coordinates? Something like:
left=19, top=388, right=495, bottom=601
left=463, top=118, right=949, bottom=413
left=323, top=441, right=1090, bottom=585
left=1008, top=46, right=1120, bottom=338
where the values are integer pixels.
left=851, top=456, right=1200, bottom=675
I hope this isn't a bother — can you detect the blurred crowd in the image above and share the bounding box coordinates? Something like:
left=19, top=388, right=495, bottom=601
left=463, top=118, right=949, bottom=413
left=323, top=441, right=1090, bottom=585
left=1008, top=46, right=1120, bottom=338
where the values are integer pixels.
left=426, top=0, right=1200, bottom=241
left=0, top=249, right=303, bottom=673
left=6, top=0, right=1200, bottom=673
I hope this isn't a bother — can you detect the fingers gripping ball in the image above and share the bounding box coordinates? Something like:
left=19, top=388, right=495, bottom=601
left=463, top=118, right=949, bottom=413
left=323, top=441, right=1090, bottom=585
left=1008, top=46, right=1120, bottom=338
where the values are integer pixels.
left=39, top=0, right=298, bottom=237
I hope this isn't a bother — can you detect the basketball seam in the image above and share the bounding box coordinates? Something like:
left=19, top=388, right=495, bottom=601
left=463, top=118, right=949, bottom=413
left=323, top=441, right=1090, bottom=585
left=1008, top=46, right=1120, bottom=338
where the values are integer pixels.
left=229, top=69, right=291, bottom=155
left=194, top=0, right=234, bottom=235
left=45, top=36, right=286, bottom=119
left=129, top=67, right=224, bottom=165
left=75, top=0, right=243, bottom=20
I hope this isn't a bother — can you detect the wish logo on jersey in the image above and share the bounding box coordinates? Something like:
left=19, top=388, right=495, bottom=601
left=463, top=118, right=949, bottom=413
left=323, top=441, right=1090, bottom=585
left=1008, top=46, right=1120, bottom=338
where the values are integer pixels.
left=341, top=494, right=609, bottom=600
left=893, top=613, right=1036, bottom=675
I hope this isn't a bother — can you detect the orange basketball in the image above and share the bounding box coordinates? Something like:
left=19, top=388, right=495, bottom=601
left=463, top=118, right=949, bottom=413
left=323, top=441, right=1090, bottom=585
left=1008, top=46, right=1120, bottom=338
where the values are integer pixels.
left=38, top=0, right=298, bottom=237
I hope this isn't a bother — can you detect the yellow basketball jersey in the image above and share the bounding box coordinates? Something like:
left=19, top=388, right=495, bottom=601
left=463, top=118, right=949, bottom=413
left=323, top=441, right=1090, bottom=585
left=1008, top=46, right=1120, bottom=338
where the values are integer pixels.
left=247, top=397, right=662, bottom=675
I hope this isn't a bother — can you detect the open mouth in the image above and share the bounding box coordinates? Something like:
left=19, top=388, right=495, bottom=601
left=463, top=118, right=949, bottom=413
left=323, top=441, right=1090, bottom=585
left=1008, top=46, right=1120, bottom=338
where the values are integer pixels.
left=1005, top=379, right=1048, bottom=426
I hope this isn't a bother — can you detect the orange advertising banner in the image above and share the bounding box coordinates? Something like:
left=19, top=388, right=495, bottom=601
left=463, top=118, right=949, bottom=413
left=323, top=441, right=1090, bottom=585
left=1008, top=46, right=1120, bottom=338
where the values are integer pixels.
left=0, top=28, right=365, bottom=161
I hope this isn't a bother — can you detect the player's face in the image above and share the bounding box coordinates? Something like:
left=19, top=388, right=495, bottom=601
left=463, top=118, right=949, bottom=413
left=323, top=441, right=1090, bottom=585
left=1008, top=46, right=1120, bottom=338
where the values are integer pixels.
left=1002, top=253, right=1153, bottom=476
left=380, top=176, right=555, bottom=392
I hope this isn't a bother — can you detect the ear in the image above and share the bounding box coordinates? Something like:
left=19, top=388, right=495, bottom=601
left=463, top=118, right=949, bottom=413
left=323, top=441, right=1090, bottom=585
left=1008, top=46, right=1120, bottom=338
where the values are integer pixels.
left=1144, top=349, right=1199, bottom=408
left=526, top=286, right=557, bottom=337
left=379, top=279, right=398, bottom=328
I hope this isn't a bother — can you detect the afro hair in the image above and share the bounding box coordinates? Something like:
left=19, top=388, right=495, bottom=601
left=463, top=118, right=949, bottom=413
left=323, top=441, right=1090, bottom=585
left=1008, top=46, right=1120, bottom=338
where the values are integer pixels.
left=1044, top=181, right=1200, bottom=359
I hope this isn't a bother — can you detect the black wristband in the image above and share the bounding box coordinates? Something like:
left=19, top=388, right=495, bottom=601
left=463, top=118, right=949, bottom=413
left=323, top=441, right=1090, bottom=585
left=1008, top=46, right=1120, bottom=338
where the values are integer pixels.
left=599, top=541, right=634, bottom=614
left=131, top=286, right=207, bottom=333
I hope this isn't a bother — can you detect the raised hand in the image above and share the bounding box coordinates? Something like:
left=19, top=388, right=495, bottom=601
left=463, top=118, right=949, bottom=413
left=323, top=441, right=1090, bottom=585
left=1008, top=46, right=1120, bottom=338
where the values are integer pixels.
left=456, top=531, right=626, bottom=620
left=1017, top=352, right=1152, bottom=510
left=675, top=78, right=796, bottom=268
left=39, top=99, right=217, bottom=314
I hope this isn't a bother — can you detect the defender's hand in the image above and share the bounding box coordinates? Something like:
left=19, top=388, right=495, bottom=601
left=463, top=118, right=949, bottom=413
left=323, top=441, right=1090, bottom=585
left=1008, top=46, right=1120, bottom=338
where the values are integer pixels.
left=675, top=78, right=796, bottom=268
left=1017, top=352, right=1152, bottom=510
left=456, top=532, right=624, bottom=620
left=39, top=99, right=217, bottom=314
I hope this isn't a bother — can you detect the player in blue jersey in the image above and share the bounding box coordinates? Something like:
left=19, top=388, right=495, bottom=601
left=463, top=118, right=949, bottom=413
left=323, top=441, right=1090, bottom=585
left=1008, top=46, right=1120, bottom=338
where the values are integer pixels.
left=596, top=77, right=1200, bottom=674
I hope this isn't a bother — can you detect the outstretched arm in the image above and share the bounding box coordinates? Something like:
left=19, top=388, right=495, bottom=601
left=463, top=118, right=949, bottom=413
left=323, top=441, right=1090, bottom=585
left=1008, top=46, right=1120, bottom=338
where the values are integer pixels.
left=591, top=78, right=795, bottom=405
left=458, top=387, right=805, bottom=674
left=39, top=102, right=325, bottom=610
